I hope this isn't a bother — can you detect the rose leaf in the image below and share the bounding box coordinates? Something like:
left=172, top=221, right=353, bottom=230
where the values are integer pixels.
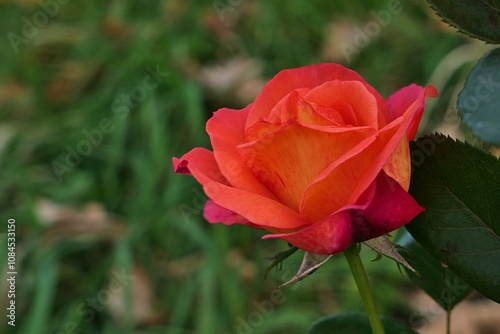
left=407, top=135, right=500, bottom=302
left=427, top=0, right=500, bottom=43
left=458, top=46, right=500, bottom=145
left=396, top=229, right=472, bottom=310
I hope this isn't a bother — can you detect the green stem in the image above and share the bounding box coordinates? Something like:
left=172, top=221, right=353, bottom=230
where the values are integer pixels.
left=344, top=244, right=386, bottom=334
left=444, top=265, right=451, bottom=334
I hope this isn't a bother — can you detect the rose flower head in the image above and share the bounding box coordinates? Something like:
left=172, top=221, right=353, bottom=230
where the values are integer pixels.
left=173, top=63, right=437, bottom=254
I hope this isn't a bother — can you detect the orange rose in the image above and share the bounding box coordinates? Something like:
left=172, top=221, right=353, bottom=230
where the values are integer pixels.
left=173, top=63, right=437, bottom=254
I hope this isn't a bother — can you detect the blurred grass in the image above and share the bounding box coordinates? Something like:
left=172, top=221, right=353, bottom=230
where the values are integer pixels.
left=0, top=0, right=472, bottom=333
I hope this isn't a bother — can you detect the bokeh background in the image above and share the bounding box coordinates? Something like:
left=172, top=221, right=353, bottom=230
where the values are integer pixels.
left=0, top=1, right=498, bottom=333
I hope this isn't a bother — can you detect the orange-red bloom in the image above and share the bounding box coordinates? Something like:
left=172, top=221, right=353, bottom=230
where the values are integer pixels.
left=173, top=63, right=437, bottom=254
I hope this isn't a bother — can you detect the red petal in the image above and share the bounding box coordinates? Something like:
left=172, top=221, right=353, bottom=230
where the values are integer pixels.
left=172, top=158, right=190, bottom=174
left=173, top=148, right=308, bottom=229
left=291, top=95, right=341, bottom=126
left=262, top=209, right=353, bottom=254
left=244, top=119, right=282, bottom=143
left=304, top=80, right=379, bottom=128
left=270, top=91, right=344, bottom=126
left=204, top=199, right=262, bottom=228
left=301, top=84, right=436, bottom=223
left=173, top=148, right=228, bottom=184
left=386, top=84, right=438, bottom=140
left=319, top=100, right=356, bottom=126
left=350, top=171, right=424, bottom=243
left=206, top=105, right=273, bottom=198
left=238, top=121, right=375, bottom=212
left=300, top=120, right=402, bottom=222
left=383, top=133, right=411, bottom=191
left=263, top=172, right=423, bottom=254
left=246, top=63, right=387, bottom=129
left=267, top=88, right=310, bottom=124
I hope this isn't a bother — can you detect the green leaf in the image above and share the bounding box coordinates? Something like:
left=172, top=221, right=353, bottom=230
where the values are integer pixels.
left=308, top=312, right=417, bottom=334
left=407, top=135, right=500, bottom=302
left=396, top=230, right=472, bottom=310
left=426, top=0, right=500, bottom=43
left=457, top=47, right=500, bottom=144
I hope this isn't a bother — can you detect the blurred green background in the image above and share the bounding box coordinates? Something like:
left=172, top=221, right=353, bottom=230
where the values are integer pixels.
left=0, top=0, right=488, bottom=333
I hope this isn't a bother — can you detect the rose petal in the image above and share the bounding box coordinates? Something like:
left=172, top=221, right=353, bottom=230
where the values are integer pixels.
left=238, top=121, right=375, bottom=212
left=271, top=91, right=343, bottom=128
left=350, top=171, right=424, bottom=243
left=300, top=119, right=402, bottom=222
left=267, top=88, right=310, bottom=124
left=263, top=171, right=423, bottom=254
left=301, top=85, right=435, bottom=222
left=304, top=80, right=379, bottom=128
left=246, top=63, right=387, bottom=129
left=289, top=94, right=341, bottom=126
left=206, top=105, right=273, bottom=198
left=262, top=210, right=353, bottom=254
left=310, top=103, right=346, bottom=126
left=318, top=100, right=356, bottom=126
left=386, top=84, right=438, bottom=140
left=173, top=148, right=308, bottom=229
left=348, top=86, right=436, bottom=200
left=382, top=133, right=411, bottom=190
left=203, top=199, right=261, bottom=228
left=173, top=148, right=228, bottom=184
left=244, top=119, right=282, bottom=143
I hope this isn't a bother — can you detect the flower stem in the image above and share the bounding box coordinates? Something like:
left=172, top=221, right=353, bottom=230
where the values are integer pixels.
left=344, top=244, right=386, bottom=334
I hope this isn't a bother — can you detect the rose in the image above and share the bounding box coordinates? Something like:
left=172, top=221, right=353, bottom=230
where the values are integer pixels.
left=173, top=63, right=437, bottom=254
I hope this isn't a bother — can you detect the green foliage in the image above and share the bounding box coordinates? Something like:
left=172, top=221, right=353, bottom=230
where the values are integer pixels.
left=427, top=0, right=500, bottom=43
left=308, top=312, right=417, bottom=334
left=408, top=135, right=500, bottom=302
left=396, top=230, right=472, bottom=310
left=458, top=47, right=500, bottom=144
